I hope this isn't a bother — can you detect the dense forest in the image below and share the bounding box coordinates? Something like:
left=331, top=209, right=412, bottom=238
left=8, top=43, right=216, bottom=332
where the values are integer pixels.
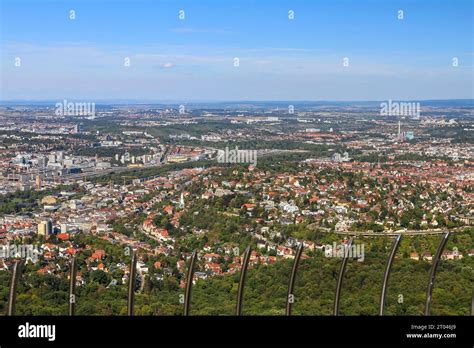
left=1, top=232, right=472, bottom=316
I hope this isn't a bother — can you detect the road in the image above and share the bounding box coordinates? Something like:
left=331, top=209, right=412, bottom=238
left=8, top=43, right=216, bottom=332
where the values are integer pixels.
left=332, top=226, right=471, bottom=236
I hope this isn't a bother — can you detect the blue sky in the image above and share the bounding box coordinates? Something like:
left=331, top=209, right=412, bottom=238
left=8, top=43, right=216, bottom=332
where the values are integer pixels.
left=1, top=0, right=473, bottom=101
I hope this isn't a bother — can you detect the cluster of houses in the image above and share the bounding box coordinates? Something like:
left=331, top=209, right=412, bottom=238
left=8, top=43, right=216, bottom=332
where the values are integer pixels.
left=410, top=249, right=474, bottom=261
left=1, top=158, right=472, bottom=289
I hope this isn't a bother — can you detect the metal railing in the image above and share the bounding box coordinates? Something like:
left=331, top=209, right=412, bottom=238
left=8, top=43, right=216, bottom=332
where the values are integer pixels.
left=69, top=256, right=77, bottom=316
left=236, top=246, right=251, bottom=316
left=333, top=239, right=352, bottom=316
left=127, top=252, right=138, bottom=316
left=6, top=260, right=23, bottom=316
left=425, top=232, right=450, bottom=316
left=183, top=250, right=197, bottom=316
left=286, top=242, right=304, bottom=316
left=471, top=288, right=474, bottom=316
left=379, top=235, right=402, bottom=315
left=5, top=233, right=470, bottom=316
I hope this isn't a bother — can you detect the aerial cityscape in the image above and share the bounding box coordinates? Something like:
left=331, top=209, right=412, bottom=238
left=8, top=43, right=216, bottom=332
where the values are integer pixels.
left=0, top=3, right=473, bottom=344
left=0, top=98, right=472, bottom=316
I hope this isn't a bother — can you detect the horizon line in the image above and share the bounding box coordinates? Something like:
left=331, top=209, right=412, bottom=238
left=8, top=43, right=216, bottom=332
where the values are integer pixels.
left=1, top=98, right=473, bottom=105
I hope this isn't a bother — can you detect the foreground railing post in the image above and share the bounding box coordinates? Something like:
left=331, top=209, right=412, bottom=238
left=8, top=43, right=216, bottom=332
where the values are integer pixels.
left=379, top=235, right=402, bottom=316
left=68, top=256, right=77, bottom=316
left=334, top=239, right=352, bottom=316
left=127, top=252, right=137, bottom=316
left=184, top=250, right=197, bottom=316
left=471, top=289, right=474, bottom=316
left=286, top=242, right=304, bottom=316
left=236, top=246, right=251, bottom=316
left=425, top=232, right=450, bottom=316
left=7, top=260, right=24, bottom=316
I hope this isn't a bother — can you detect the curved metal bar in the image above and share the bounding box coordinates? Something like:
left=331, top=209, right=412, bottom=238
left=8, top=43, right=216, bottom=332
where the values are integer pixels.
left=184, top=250, right=197, bottom=316
left=286, top=242, right=304, bottom=316
left=425, top=232, right=450, bottom=316
left=379, top=234, right=402, bottom=316
left=471, top=288, right=474, bottom=316
left=333, top=239, right=352, bottom=316
left=68, top=256, right=77, bottom=316
left=7, top=260, right=24, bottom=316
left=127, top=252, right=137, bottom=316
left=235, top=246, right=251, bottom=316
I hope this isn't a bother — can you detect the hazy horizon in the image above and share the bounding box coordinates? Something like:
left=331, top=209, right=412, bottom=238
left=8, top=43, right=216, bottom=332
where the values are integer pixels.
left=1, top=98, right=473, bottom=109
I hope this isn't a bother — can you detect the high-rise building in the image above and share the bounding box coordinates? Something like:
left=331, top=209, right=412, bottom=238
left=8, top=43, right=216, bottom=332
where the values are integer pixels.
left=37, top=220, right=53, bottom=236
left=37, top=223, right=46, bottom=235
left=35, top=175, right=42, bottom=189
